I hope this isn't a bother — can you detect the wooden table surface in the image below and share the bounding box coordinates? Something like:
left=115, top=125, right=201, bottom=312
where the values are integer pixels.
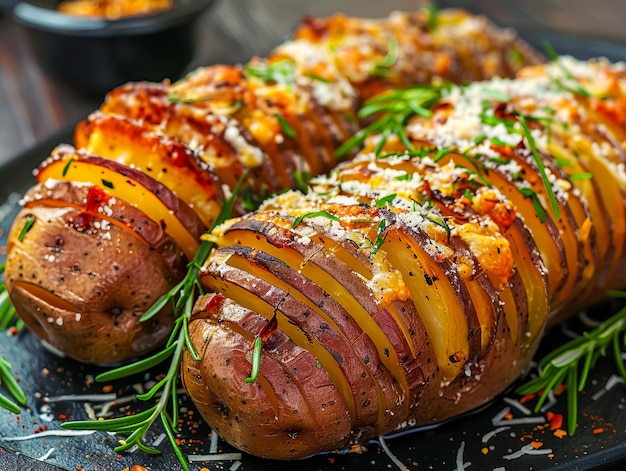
left=1, top=1, right=626, bottom=470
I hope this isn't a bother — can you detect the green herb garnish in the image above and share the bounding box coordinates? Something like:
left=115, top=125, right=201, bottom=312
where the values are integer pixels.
left=569, top=172, right=593, bottom=180
left=275, top=113, right=297, bottom=139
left=294, top=170, right=312, bottom=194
left=481, top=87, right=511, bottom=102
left=245, top=337, right=263, bottom=383
left=422, top=2, right=439, bottom=30
left=519, top=187, right=548, bottom=223
left=17, top=217, right=35, bottom=242
left=292, top=211, right=340, bottom=229
left=375, top=193, right=397, bottom=207
left=517, top=114, right=561, bottom=221
left=101, top=179, right=114, bottom=189
left=0, top=265, right=27, bottom=414
left=367, top=219, right=387, bottom=256
left=335, top=85, right=445, bottom=158
left=244, top=59, right=296, bottom=88
left=61, top=171, right=249, bottom=471
left=62, top=158, right=75, bottom=177
left=0, top=357, right=27, bottom=414
left=371, top=36, right=398, bottom=77
left=542, top=41, right=593, bottom=98
left=517, top=293, right=626, bottom=435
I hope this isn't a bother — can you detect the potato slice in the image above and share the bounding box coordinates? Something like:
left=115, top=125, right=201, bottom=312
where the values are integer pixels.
left=36, top=146, right=205, bottom=260
left=74, top=112, right=223, bottom=228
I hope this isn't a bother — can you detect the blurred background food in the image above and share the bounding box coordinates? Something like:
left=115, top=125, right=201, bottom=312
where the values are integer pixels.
left=57, top=0, right=173, bottom=19
left=0, top=0, right=624, bottom=165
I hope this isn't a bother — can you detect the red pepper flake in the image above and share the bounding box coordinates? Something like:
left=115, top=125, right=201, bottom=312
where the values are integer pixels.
left=481, top=447, right=489, bottom=455
left=593, top=428, right=605, bottom=435
left=519, top=393, right=536, bottom=404
left=8, top=326, right=18, bottom=336
left=555, top=383, right=567, bottom=396
left=547, top=412, right=563, bottom=430
left=75, top=467, right=84, bottom=471
left=530, top=441, right=543, bottom=449
left=327, top=457, right=335, bottom=464
left=553, top=429, right=568, bottom=439
left=504, top=411, right=514, bottom=420
left=102, top=385, right=114, bottom=393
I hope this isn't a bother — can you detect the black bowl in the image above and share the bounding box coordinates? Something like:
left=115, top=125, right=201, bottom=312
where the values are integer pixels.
left=10, top=0, right=217, bottom=94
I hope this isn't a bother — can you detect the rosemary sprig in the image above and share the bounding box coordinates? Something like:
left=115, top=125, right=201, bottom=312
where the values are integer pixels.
left=61, top=171, right=250, bottom=471
left=0, top=264, right=21, bottom=332
left=0, top=264, right=26, bottom=413
left=516, top=292, right=626, bottom=435
left=0, top=356, right=27, bottom=414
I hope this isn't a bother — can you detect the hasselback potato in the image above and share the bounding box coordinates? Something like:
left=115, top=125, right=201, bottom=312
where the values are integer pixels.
left=3, top=8, right=540, bottom=364
left=181, top=57, right=626, bottom=459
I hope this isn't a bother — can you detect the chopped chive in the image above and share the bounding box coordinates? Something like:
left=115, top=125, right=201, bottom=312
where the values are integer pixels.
left=517, top=114, right=561, bottom=221
left=294, top=170, right=312, bottom=194
left=554, top=156, right=571, bottom=167
left=481, top=87, right=511, bottom=102
left=101, top=179, right=114, bottom=189
left=245, top=337, right=263, bottom=383
left=167, top=94, right=209, bottom=104
left=569, top=172, right=593, bottom=180
left=370, top=219, right=387, bottom=255
left=490, top=136, right=512, bottom=148
left=542, top=40, right=592, bottom=98
left=422, top=2, right=439, bottom=30
left=275, top=113, right=297, bottom=139
left=507, top=47, right=524, bottom=68
left=375, top=193, right=397, bottom=207
left=62, top=158, right=75, bottom=177
left=292, top=211, right=340, bottom=228
left=371, top=36, right=398, bottom=77
left=473, top=133, right=488, bottom=145
left=304, top=73, right=331, bottom=83
left=434, top=147, right=453, bottom=162
left=519, top=187, right=547, bottom=223
left=488, top=157, right=512, bottom=165
left=17, top=216, right=35, bottom=242
left=244, top=59, right=296, bottom=88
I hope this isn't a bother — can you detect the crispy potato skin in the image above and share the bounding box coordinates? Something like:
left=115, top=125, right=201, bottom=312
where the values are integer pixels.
left=4, top=181, right=184, bottom=364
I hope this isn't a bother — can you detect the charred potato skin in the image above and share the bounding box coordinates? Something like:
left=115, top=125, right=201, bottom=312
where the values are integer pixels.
left=5, top=193, right=180, bottom=364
